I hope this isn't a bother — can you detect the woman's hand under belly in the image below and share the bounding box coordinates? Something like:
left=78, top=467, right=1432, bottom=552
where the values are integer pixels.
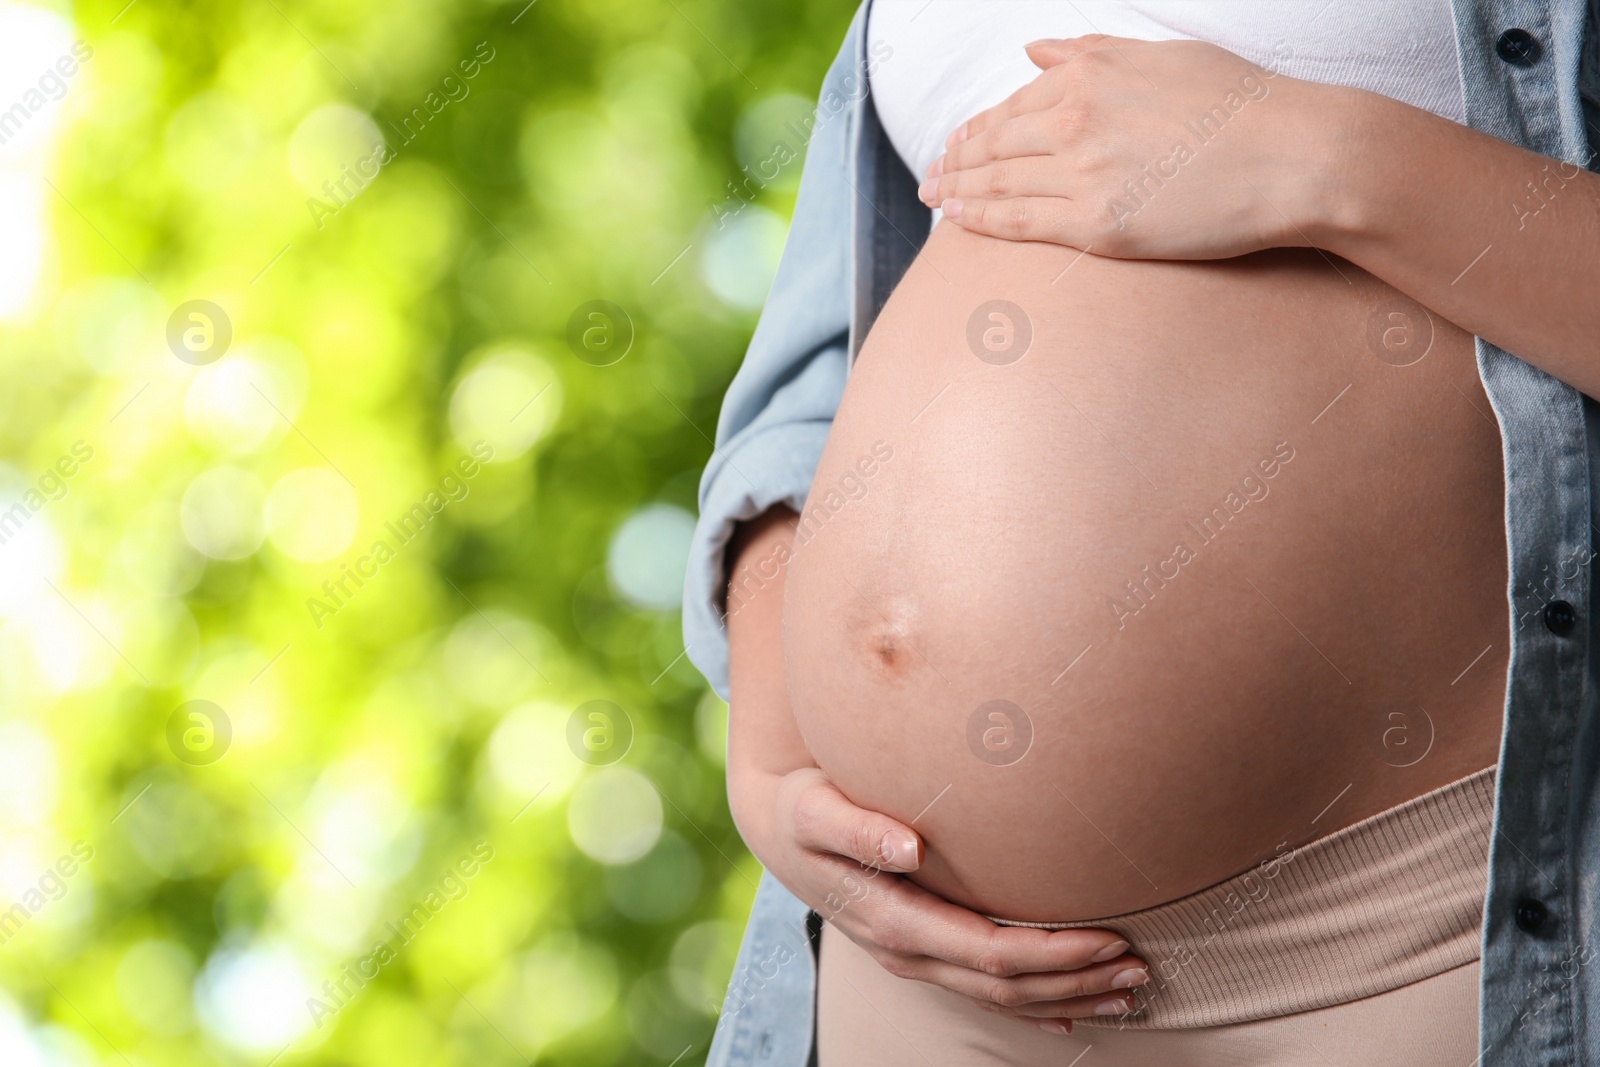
left=782, top=223, right=1508, bottom=923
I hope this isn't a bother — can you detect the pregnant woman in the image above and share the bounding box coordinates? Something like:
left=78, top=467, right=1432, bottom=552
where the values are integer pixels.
left=686, top=3, right=1600, bottom=1066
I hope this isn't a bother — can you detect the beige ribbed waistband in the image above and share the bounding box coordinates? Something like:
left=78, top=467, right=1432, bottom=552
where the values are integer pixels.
left=990, top=766, right=1496, bottom=1029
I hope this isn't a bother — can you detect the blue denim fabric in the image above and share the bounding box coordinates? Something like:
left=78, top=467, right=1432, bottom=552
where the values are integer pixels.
left=687, top=3, right=1600, bottom=1064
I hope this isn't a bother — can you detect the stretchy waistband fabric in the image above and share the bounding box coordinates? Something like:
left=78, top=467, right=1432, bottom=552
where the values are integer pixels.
left=988, top=766, right=1496, bottom=1029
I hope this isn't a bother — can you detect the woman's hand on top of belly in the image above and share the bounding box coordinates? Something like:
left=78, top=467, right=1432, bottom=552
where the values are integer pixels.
left=746, top=766, right=1151, bottom=1032
left=916, top=35, right=1346, bottom=260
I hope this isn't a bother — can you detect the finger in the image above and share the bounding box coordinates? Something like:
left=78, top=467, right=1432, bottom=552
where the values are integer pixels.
left=932, top=112, right=1060, bottom=178
left=884, top=954, right=1149, bottom=1009
left=945, top=74, right=1065, bottom=150
left=1014, top=987, right=1142, bottom=1027
left=942, top=195, right=1081, bottom=246
left=951, top=34, right=1154, bottom=150
left=1025, top=34, right=1147, bottom=70
left=865, top=876, right=1134, bottom=975
left=787, top=773, right=923, bottom=872
left=921, top=158, right=1076, bottom=208
left=1016, top=991, right=1141, bottom=1021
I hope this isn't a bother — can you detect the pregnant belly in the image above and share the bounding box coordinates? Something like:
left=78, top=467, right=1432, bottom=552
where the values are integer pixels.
left=782, top=224, right=1509, bottom=922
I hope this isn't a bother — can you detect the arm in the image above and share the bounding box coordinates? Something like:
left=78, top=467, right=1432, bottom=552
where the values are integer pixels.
left=919, top=35, right=1600, bottom=395
left=1312, top=91, right=1600, bottom=397
left=724, top=505, right=1146, bottom=1031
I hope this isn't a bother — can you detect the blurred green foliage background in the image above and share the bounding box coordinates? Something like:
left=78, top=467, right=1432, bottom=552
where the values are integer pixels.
left=0, top=0, right=853, bottom=1062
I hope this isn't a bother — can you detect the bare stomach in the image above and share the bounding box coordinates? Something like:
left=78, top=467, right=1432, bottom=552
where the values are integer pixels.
left=782, top=223, right=1509, bottom=922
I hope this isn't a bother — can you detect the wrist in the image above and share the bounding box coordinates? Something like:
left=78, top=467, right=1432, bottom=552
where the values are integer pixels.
left=1291, top=83, right=1387, bottom=252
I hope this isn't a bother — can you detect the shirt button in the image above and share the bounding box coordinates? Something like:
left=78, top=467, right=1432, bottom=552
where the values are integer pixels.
left=1515, top=897, right=1549, bottom=934
left=1496, top=28, right=1543, bottom=66
left=1544, top=599, right=1577, bottom=636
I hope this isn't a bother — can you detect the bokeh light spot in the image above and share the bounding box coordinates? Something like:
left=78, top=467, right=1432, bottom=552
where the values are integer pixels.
left=183, top=345, right=305, bottom=455
left=566, top=766, right=662, bottom=865
left=669, top=919, right=742, bottom=1014
left=486, top=701, right=583, bottom=800
left=734, top=92, right=815, bottom=192
left=164, top=90, right=258, bottom=192
left=699, top=206, right=787, bottom=311
left=448, top=345, right=562, bottom=462
left=266, top=467, right=359, bottom=562
left=194, top=940, right=314, bottom=1053
left=116, top=938, right=197, bottom=1036
left=180, top=466, right=266, bottom=560
left=517, top=931, right=618, bottom=1043
left=288, top=103, right=385, bottom=199
left=606, top=503, right=695, bottom=611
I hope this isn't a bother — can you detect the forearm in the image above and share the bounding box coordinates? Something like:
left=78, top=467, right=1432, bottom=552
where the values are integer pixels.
left=724, top=505, right=811, bottom=856
left=1313, top=88, right=1600, bottom=395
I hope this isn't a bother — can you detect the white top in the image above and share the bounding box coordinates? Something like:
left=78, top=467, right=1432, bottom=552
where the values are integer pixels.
left=868, top=0, right=1464, bottom=182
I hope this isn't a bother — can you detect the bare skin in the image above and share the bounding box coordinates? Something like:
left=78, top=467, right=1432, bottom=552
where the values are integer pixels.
left=726, top=507, right=1149, bottom=1030
left=782, top=222, right=1509, bottom=922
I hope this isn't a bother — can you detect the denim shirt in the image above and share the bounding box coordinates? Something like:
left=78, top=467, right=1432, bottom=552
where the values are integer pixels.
left=684, top=3, right=1600, bottom=1064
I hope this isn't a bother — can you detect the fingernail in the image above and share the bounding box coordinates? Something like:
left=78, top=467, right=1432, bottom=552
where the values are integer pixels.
left=1090, top=940, right=1128, bottom=964
left=917, top=179, right=938, bottom=204
left=1111, top=967, right=1149, bottom=989
left=1094, top=996, right=1132, bottom=1016
left=1037, top=1021, right=1071, bottom=1035
left=926, top=155, right=945, bottom=178
left=880, top=830, right=919, bottom=869
left=941, top=198, right=963, bottom=220
left=950, top=122, right=969, bottom=146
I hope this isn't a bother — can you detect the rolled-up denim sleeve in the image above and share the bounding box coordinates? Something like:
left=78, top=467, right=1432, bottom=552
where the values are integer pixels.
left=683, top=36, right=859, bottom=700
